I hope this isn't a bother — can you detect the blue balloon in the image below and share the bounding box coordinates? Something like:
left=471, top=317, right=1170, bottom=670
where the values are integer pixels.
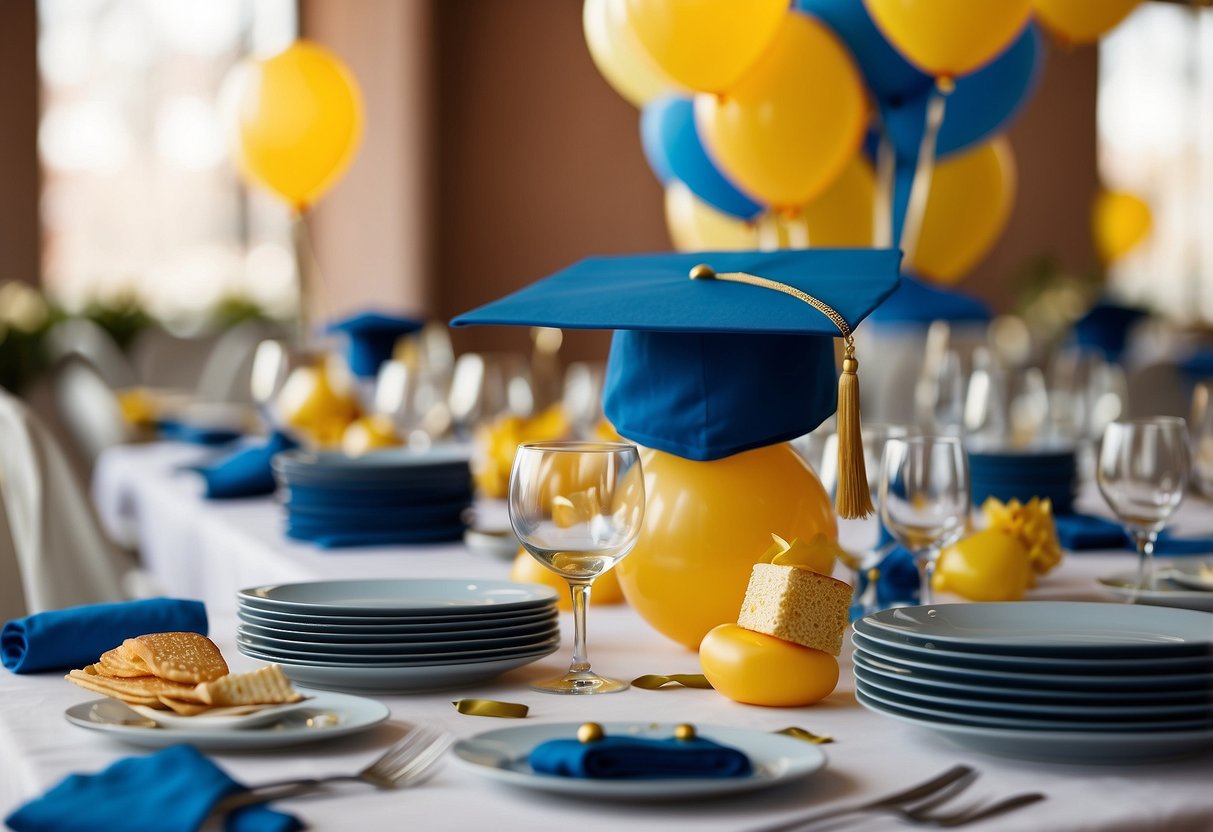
left=639, top=95, right=764, bottom=220
left=882, top=24, right=1044, bottom=161
left=795, top=0, right=931, bottom=105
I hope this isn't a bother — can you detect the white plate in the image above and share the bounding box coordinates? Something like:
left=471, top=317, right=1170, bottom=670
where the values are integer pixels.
left=853, top=666, right=1213, bottom=719
left=237, top=616, right=558, bottom=644
left=263, top=644, right=560, bottom=693
left=464, top=528, right=522, bottom=561
left=238, top=579, right=558, bottom=616
left=1165, top=561, right=1213, bottom=591
left=1098, top=571, right=1213, bottom=613
left=237, top=605, right=558, bottom=632
left=237, top=634, right=561, bottom=665
left=857, top=602, right=1213, bottom=657
left=127, top=699, right=315, bottom=730
left=855, top=689, right=1213, bottom=764
left=851, top=650, right=1213, bottom=704
left=64, top=692, right=389, bottom=750
left=451, top=722, right=827, bottom=801
left=850, top=645, right=1213, bottom=691
left=855, top=681, right=1213, bottom=732
left=851, top=632, right=1213, bottom=673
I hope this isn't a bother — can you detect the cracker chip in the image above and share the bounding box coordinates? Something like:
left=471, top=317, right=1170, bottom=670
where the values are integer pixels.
left=197, top=665, right=303, bottom=706
left=124, top=633, right=228, bottom=684
left=66, top=668, right=206, bottom=703
left=157, top=697, right=212, bottom=716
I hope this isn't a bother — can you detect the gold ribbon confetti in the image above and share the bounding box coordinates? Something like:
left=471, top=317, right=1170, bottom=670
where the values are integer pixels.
left=776, top=726, right=834, bottom=745
left=452, top=699, right=530, bottom=718
left=631, top=674, right=714, bottom=690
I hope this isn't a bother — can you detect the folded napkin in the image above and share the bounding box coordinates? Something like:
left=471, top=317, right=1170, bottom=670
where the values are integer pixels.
left=191, top=431, right=297, bottom=499
left=157, top=420, right=244, bottom=447
left=850, top=545, right=921, bottom=614
left=1055, top=514, right=1213, bottom=555
left=5, top=745, right=300, bottom=832
left=2, top=598, right=207, bottom=674
left=529, top=736, right=752, bottom=779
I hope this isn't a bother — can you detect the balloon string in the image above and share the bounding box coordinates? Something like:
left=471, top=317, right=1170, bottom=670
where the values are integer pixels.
left=290, top=211, right=332, bottom=351
left=899, top=78, right=954, bottom=264
left=787, top=210, right=810, bottom=249
left=757, top=212, right=780, bottom=251
left=873, top=129, right=896, bottom=248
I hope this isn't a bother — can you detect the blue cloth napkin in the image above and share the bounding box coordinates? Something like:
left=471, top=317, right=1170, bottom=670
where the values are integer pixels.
left=2, top=598, right=207, bottom=674
left=191, top=431, right=298, bottom=499
left=5, top=745, right=300, bottom=832
left=529, top=736, right=752, bottom=779
left=849, top=546, right=921, bottom=619
left=157, top=420, right=244, bottom=447
left=1054, top=514, right=1213, bottom=555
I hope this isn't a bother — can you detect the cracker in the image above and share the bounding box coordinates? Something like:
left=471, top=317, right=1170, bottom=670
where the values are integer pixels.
left=66, top=669, right=206, bottom=703
left=95, top=646, right=151, bottom=678
left=157, top=697, right=212, bottom=716
left=124, top=633, right=228, bottom=684
left=65, top=672, right=163, bottom=706
left=197, top=665, right=303, bottom=706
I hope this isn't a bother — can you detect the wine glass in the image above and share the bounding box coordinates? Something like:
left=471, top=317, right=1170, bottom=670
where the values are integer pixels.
left=1096, top=417, right=1189, bottom=594
left=879, top=436, right=971, bottom=606
left=509, top=441, right=644, bottom=694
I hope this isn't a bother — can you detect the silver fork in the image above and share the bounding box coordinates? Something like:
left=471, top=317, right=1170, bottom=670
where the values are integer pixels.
left=214, top=723, right=453, bottom=813
left=745, top=765, right=978, bottom=832
left=884, top=790, right=1046, bottom=828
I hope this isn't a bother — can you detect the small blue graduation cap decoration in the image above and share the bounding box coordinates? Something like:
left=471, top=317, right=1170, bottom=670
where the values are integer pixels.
left=1071, top=300, right=1148, bottom=364
left=327, top=311, right=424, bottom=378
left=866, top=273, right=991, bottom=327
left=452, top=249, right=901, bottom=518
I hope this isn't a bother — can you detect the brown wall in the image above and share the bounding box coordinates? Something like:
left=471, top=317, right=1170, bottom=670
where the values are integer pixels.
left=0, top=1, right=40, bottom=286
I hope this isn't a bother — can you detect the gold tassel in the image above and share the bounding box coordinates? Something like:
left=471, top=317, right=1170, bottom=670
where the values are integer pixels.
left=835, top=336, right=873, bottom=519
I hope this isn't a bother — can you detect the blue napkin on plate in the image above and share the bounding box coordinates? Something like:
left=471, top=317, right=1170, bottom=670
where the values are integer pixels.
left=529, top=736, right=752, bottom=779
left=5, top=745, right=300, bottom=832
left=1054, top=514, right=1213, bottom=555
left=157, top=420, right=244, bottom=447
left=191, top=431, right=298, bottom=499
left=2, top=598, right=207, bottom=674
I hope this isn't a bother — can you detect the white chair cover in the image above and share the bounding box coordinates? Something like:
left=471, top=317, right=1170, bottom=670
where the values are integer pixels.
left=51, top=356, right=131, bottom=467
left=0, top=388, right=131, bottom=613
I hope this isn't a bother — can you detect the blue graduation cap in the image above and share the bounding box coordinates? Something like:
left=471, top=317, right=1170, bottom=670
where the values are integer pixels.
left=452, top=249, right=902, bottom=518
left=1071, top=300, right=1148, bottom=364
left=327, top=311, right=424, bottom=378
left=866, top=273, right=991, bottom=326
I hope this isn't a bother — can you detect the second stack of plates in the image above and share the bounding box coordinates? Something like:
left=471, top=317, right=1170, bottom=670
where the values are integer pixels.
left=852, top=602, right=1213, bottom=764
left=968, top=448, right=1077, bottom=514
left=237, top=579, right=560, bottom=693
left=273, top=447, right=474, bottom=548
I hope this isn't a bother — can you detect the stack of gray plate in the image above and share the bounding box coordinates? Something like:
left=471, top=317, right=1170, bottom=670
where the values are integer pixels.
left=852, top=602, right=1213, bottom=764
left=237, top=579, right=560, bottom=693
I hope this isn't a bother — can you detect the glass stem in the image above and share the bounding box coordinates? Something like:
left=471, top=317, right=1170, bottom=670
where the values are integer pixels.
left=917, top=548, right=937, bottom=606
left=568, top=581, right=592, bottom=674
left=1134, top=532, right=1158, bottom=596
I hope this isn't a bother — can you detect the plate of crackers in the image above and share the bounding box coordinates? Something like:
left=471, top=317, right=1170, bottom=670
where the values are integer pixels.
left=64, top=632, right=390, bottom=749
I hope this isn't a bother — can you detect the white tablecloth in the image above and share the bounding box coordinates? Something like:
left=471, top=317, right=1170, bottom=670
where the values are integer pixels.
left=2, top=442, right=1211, bottom=831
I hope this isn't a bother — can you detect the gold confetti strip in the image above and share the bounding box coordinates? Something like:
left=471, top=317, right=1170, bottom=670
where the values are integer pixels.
left=452, top=699, right=530, bottom=718
left=630, top=674, right=714, bottom=690
left=775, top=726, right=834, bottom=745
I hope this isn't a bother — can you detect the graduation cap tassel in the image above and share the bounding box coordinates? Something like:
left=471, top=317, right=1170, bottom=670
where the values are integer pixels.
left=834, top=336, right=874, bottom=520
left=690, top=264, right=875, bottom=520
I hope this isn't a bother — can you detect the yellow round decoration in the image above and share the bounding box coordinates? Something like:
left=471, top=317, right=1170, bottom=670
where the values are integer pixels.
left=665, top=156, right=875, bottom=252
left=582, top=0, right=678, bottom=107
left=226, top=41, right=363, bottom=211
left=510, top=549, right=626, bottom=610
left=864, top=0, right=1032, bottom=78
left=624, top=0, right=787, bottom=94
left=616, top=443, right=836, bottom=650
left=695, top=12, right=867, bottom=209
left=577, top=722, right=606, bottom=743
left=699, top=624, right=839, bottom=707
left=1032, top=0, right=1142, bottom=45
left=275, top=364, right=359, bottom=447
left=341, top=416, right=402, bottom=457
left=934, top=527, right=1032, bottom=602
left=1093, top=190, right=1152, bottom=265
left=911, top=137, right=1016, bottom=284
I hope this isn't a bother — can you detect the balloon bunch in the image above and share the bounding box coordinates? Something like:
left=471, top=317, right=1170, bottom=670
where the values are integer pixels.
left=586, top=0, right=1142, bottom=285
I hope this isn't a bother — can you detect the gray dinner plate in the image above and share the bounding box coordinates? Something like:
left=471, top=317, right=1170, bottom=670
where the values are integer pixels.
left=238, top=578, right=559, bottom=616
left=236, top=614, right=558, bottom=644
left=236, top=605, right=558, bottom=633
left=856, top=602, right=1213, bottom=658
left=237, top=635, right=561, bottom=666
left=855, top=689, right=1213, bottom=764
left=1098, top=570, right=1213, bottom=613
left=236, top=623, right=560, bottom=655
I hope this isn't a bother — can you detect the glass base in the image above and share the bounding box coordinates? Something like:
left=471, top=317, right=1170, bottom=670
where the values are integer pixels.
left=531, top=670, right=628, bottom=695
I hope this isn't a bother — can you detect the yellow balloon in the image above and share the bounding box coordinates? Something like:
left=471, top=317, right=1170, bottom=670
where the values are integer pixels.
left=616, top=443, right=837, bottom=650
left=1032, top=0, right=1142, bottom=45
left=695, top=13, right=867, bottom=209
left=911, top=137, right=1016, bottom=284
left=699, top=624, right=839, bottom=707
left=1093, top=190, right=1152, bottom=265
left=583, top=0, right=679, bottom=107
left=934, top=528, right=1031, bottom=602
left=624, top=0, right=787, bottom=94
left=227, top=41, right=363, bottom=210
left=865, top=0, right=1032, bottom=78
left=665, top=157, right=875, bottom=251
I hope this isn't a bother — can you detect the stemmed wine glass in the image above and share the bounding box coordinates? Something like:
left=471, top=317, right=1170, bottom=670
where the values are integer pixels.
left=509, top=441, right=644, bottom=694
left=1189, top=384, right=1213, bottom=497
left=879, top=436, right=971, bottom=606
left=1096, top=417, right=1189, bottom=595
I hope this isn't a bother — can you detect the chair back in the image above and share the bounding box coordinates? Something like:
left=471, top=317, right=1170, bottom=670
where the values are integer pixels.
left=51, top=355, right=131, bottom=467
left=0, top=388, right=130, bottom=612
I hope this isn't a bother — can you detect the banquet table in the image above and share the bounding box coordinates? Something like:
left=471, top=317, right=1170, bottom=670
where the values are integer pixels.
left=2, top=442, right=1212, bottom=831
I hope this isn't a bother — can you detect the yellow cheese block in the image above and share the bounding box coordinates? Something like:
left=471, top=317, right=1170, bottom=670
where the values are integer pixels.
left=737, top=563, right=851, bottom=656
